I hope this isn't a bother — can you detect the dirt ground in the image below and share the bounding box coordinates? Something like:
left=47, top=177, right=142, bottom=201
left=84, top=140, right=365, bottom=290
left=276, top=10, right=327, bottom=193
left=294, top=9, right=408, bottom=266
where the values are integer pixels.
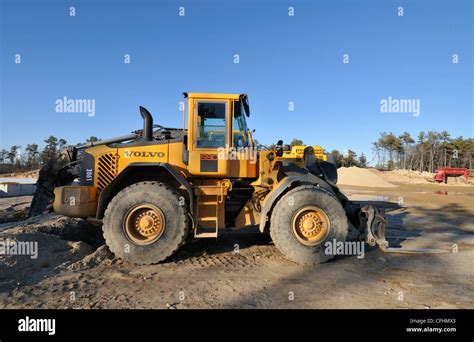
left=0, top=196, right=32, bottom=223
left=0, top=182, right=473, bottom=309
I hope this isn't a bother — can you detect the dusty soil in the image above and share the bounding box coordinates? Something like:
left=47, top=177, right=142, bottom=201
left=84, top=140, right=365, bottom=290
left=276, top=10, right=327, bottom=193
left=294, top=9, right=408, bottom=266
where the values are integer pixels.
left=0, top=196, right=32, bottom=223
left=0, top=183, right=473, bottom=309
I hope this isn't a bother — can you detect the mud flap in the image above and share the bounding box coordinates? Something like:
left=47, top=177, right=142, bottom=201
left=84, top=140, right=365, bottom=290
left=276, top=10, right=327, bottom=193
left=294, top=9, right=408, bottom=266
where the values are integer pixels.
left=358, top=205, right=450, bottom=254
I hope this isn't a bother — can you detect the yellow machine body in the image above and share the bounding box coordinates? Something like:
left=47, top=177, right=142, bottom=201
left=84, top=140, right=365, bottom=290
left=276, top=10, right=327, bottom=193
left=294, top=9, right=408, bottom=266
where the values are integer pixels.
left=53, top=93, right=329, bottom=237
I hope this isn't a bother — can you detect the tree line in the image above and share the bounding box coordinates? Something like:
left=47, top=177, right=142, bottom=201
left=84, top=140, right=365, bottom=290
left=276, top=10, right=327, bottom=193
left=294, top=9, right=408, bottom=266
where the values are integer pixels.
left=372, top=131, right=473, bottom=172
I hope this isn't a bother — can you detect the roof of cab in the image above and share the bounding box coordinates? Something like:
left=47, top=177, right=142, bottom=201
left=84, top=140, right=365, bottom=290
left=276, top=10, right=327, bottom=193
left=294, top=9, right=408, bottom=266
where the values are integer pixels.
left=184, top=93, right=242, bottom=100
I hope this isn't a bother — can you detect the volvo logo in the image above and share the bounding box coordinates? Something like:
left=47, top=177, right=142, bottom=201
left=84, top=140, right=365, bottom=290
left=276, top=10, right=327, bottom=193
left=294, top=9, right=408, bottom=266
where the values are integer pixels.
left=124, top=150, right=165, bottom=158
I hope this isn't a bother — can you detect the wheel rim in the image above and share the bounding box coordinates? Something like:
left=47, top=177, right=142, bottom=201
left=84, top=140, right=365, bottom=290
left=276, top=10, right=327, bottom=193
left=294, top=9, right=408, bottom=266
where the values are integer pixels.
left=123, top=204, right=165, bottom=245
left=291, top=206, right=330, bottom=246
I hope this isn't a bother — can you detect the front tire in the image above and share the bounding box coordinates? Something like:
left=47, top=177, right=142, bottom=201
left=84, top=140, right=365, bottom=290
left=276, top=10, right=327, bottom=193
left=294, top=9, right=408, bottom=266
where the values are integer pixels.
left=103, top=181, right=189, bottom=264
left=270, top=185, right=349, bottom=264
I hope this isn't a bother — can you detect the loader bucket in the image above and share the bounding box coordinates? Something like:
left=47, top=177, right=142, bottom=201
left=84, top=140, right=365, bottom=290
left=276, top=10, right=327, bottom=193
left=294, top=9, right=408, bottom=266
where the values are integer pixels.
left=358, top=205, right=450, bottom=254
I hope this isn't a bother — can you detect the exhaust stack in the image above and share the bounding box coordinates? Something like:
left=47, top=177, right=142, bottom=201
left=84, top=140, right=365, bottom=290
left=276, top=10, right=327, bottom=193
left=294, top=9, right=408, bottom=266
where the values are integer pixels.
left=139, top=106, right=153, bottom=141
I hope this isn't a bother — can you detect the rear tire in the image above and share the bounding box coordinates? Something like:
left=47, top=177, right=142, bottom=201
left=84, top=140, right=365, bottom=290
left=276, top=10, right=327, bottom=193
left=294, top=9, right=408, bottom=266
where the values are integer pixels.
left=270, top=185, right=348, bottom=265
left=103, top=181, right=189, bottom=264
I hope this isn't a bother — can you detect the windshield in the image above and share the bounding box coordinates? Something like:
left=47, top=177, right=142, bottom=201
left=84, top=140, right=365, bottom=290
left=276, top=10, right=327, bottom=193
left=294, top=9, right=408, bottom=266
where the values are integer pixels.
left=233, top=101, right=249, bottom=148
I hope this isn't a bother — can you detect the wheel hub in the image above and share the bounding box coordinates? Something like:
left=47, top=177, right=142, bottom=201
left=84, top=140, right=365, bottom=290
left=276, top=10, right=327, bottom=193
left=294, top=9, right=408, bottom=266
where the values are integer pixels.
left=291, top=206, right=330, bottom=246
left=124, top=204, right=165, bottom=245
left=136, top=210, right=162, bottom=236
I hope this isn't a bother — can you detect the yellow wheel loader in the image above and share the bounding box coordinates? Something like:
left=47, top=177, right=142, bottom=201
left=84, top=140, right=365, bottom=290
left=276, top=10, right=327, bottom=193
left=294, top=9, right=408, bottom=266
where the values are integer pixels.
left=29, top=93, right=389, bottom=265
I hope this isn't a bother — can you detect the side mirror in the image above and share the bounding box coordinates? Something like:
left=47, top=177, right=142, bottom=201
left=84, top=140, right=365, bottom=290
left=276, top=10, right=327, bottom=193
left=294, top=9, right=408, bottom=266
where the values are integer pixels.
left=276, top=140, right=284, bottom=157
left=240, top=94, right=250, bottom=117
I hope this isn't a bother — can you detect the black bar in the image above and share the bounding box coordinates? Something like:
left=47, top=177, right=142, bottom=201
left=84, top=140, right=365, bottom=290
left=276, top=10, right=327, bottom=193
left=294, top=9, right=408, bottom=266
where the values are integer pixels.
left=0, top=309, right=472, bottom=337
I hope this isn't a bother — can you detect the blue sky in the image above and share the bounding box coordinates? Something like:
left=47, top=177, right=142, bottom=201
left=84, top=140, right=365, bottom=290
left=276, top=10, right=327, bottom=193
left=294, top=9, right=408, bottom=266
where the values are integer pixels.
left=1, top=0, right=472, bottom=163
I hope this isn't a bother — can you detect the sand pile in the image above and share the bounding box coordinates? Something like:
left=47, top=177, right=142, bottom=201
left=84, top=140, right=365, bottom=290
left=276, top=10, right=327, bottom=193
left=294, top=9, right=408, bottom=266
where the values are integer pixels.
left=375, top=169, right=432, bottom=184
left=14, top=170, right=39, bottom=179
left=0, top=211, right=110, bottom=292
left=337, top=167, right=396, bottom=187
left=338, top=168, right=472, bottom=186
left=0, top=170, right=39, bottom=179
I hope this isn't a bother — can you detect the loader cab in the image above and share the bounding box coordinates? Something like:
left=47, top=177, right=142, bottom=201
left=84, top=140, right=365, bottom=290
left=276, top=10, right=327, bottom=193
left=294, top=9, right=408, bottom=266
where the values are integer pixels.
left=184, top=93, right=257, bottom=178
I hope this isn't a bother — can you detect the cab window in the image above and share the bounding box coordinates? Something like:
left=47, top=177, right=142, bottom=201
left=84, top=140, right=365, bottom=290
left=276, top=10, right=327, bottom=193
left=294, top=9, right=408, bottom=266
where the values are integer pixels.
left=233, top=101, right=249, bottom=148
left=195, top=101, right=227, bottom=148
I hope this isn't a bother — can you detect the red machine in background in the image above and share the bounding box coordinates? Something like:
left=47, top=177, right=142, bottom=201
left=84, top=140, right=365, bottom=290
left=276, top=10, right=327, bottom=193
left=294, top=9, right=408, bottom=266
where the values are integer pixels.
left=433, top=167, right=469, bottom=184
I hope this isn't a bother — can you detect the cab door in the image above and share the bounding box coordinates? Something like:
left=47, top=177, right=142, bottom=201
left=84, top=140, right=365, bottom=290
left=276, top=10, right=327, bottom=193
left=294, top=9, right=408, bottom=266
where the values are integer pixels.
left=229, top=100, right=257, bottom=178
left=187, top=99, right=230, bottom=176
